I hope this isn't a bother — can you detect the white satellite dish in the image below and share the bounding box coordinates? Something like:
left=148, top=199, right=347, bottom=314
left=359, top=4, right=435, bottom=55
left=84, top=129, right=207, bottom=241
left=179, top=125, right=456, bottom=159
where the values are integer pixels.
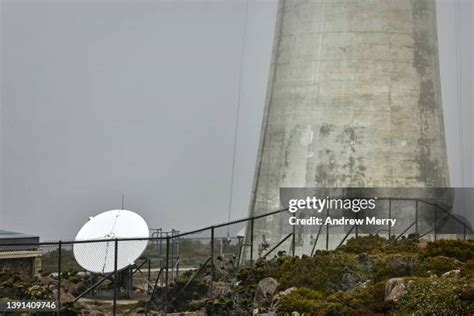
left=73, top=210, right=149, bottom=274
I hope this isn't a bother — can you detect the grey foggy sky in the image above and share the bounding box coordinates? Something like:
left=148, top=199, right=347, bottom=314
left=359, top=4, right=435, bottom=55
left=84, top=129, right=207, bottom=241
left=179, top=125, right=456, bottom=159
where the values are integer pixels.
left=1, top=0, right=473, bottom=241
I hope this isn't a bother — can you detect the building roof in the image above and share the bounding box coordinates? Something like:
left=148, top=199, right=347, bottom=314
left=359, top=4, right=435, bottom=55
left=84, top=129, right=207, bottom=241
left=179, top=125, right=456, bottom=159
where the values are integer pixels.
left=0, top=229, right=39, bottom=240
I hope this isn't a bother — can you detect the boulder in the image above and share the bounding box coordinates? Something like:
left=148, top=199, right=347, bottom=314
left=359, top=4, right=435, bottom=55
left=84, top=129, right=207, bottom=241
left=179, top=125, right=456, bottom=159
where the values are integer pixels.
left=59, top=291, right=75, bottom=304
left=254, top=277, right=279, bottom=307
left=385, top=278, right=407, bottom=303
left=39, top=276, right=54, bottom=287
left=441, top=269, right=461, bottom=278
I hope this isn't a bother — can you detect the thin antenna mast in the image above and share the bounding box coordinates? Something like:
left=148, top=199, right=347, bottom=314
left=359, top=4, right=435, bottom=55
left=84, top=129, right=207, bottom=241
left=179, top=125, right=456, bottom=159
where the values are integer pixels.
left=227, top=0, right=249, bottom=236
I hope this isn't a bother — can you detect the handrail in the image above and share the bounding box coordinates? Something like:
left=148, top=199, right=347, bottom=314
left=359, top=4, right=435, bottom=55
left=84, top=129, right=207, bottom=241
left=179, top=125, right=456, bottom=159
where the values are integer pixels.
left=178, top=256, right=212, bottom=296
left=262, top=233, right=293, bottom=259
left=145, top=267, right=164, bottom=316
left=0, top=208, right=291, bottom=247
left=311, top=224, right=324, bottom=256
left=63, top=271, right=115, bottom=308
left=336, top=225, right=356, bottom=249
left=392, top=221, right=417, bottom=243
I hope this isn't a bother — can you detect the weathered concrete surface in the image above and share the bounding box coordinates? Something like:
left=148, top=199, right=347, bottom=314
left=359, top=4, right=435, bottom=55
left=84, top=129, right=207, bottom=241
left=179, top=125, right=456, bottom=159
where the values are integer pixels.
left=248, top=0, right=450, bottom=251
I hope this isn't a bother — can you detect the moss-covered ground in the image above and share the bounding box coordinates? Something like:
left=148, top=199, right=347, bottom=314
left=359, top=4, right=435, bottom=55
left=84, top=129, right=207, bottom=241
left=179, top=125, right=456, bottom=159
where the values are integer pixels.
left=204, top=237, right=474, bottom=315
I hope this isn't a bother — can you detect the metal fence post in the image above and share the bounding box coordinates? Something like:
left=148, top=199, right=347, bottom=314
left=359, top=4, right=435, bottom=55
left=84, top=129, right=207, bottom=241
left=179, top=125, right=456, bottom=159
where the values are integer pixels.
left=164, top=236, right=170, bottom=311
left=166, top=236, right=170, bottom=286
left=147, top=259, right=151, bottom=284
left=250, top=218, right=254, bottom=266
left=388, top=198, right=392, bottom=239
left=415, top=200, right=419, bottom=234
left=57, top=241, right=62, bottom=314
left=326, top=207, right=329, bottom=250
left=291, top=224, right=296, bottom=257
left=210, top=226, right=215, bottom=296
left=113, top=239, right=118, bottom=316
left=355, top=212, right=359, bottom=238
left=176, top=257, right=180, bottom=280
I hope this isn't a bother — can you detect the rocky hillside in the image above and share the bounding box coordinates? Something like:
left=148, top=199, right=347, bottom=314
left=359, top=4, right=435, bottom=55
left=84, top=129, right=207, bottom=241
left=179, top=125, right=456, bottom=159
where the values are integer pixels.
left=203, top=236, right=474, bottom=315
left=1, top=236, right=473, bottom=315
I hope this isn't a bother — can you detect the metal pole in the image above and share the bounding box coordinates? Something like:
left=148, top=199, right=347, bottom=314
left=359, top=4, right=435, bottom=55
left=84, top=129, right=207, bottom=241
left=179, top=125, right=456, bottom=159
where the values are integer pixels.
left=164, top=236, right=170, bottom=311
left=415, top=200, right=419, bottom=234
left=210, top=226, right=215, bottom=296
left=326, top=207, right=329, bottom=250
left=388, top=198, right=392, bottom=239
left=176, top=257, right=180, bottom=280
left=250, top=218, right=254, bottom=266
left=57, top=241, right=62, bottom=315
left=355, top=212, right=359, bottom=238
left=147, top=259, right=151, bottom=284
left=113, top=239, right=118, bottom=316
left=434, top=205, right=437, bottom=241
left=171, top=232, right=175, bottom=279
left=291, top=224, right=296, bottom=257
left=464, top=225, right=467, bottom=241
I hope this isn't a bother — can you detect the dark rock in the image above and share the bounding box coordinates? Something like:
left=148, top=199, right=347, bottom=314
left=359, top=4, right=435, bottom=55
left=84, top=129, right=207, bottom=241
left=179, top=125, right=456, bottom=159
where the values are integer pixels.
left=358, top=252, right=376, bottom=273
left=341, top=273, right=357, bottom=291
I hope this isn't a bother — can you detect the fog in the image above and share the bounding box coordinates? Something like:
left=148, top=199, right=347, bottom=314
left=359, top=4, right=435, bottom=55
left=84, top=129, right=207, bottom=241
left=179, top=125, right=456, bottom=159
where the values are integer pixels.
left=1, top=0, right=472, bottom=240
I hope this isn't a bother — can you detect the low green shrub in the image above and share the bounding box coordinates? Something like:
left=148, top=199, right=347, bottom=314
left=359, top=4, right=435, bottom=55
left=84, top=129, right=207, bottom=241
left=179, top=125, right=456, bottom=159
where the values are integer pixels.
left=338, top=235, right=388, bottom=254
left=397, top=277, right=474, bottom=315
left=274, top=253, right=368, bottom=294
left=325, top=281, right=394, bottom=315
left=277, top=287, right=324, bottom=314
left=384, top=238, right=419, bottom=254
left=317, top=302, right=352, bottom=315
left=0, top=272, right=53, bottom=300
left=415, top=256, right=464, bottom=276
left=422, top=240, right=474, bottom=262
left=338, top=235, right=420, bottom=255
left=461, top=259, right=474, bottom=279
left=371, top=253, right=419, bottom=282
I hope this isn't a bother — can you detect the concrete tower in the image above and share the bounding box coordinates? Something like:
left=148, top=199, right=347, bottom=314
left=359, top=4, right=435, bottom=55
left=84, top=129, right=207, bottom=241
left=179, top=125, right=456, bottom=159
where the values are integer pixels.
left=248, top=0, right=450, bottom=252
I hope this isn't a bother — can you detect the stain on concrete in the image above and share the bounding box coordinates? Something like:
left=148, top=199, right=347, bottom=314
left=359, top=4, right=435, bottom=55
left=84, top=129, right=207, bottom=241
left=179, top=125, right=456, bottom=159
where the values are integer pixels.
left=411, top=0, right=447, bottom=186
left=319, top=124, right=334, bottom=136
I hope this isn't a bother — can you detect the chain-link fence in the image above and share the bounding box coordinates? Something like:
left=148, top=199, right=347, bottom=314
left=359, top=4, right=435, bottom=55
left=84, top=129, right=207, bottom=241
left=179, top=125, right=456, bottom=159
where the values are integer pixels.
left=0, top=197, right=472, bottom=315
